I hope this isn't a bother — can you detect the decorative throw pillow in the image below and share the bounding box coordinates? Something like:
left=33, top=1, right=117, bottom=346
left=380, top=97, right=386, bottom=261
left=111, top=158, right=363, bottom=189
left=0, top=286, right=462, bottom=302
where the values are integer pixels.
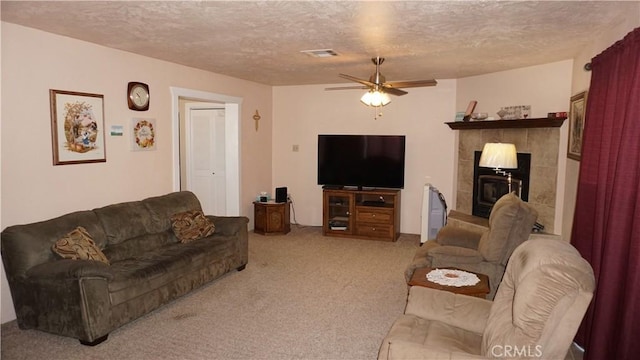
left=52, top=226, right=110, bottom=265
left=170, top=210, right=215, bottom=243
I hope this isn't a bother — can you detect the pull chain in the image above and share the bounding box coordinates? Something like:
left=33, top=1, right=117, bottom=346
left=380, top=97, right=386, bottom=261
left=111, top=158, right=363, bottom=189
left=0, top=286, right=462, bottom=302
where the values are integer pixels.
left=373, top=106, right=383, bottom=120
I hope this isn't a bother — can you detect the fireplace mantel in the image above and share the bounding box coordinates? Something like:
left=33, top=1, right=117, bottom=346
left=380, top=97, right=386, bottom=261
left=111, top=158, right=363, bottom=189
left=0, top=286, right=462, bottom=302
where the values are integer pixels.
left=446, top=117, right=566, bottom=130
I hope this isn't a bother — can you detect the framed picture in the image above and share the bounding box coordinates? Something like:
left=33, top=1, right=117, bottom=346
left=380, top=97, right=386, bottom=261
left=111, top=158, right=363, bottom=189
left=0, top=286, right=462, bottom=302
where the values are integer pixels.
left=50, top=89, right=106, bottom=165
left=131, top=118, right=156, bottom=151
left=568, top=91, right=588, bottom=161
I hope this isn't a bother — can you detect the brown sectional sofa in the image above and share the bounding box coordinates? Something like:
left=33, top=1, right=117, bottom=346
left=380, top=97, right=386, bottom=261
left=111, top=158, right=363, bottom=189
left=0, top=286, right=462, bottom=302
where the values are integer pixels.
left=1, top=191, right=248, bottom=345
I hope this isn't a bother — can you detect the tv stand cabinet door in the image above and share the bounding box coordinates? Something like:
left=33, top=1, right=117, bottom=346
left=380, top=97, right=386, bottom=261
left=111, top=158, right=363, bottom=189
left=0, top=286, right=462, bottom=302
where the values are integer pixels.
left=323, top=190, right=354, bottom=235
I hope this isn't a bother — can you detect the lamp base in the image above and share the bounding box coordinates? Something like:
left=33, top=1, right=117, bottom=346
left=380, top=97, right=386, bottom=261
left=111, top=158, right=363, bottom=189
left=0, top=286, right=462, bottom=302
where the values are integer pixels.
left=493, top=170, right=517, bottom=196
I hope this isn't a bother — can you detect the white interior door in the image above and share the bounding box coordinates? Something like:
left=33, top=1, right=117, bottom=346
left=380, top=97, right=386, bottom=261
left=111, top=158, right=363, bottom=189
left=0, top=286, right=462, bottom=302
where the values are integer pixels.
left=171, top=87, right=241, bottom=216
left=185, top=105, right=227, bottom=215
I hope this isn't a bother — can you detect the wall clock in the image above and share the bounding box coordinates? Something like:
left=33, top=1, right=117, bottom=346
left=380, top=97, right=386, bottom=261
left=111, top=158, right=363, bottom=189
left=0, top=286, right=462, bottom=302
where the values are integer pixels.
left=127, top=82, right=150, bottom=111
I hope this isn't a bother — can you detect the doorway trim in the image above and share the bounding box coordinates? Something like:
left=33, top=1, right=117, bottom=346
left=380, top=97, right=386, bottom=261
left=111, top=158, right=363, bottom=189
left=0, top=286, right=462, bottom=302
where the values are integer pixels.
left=170, top=87, right=242, bottom=216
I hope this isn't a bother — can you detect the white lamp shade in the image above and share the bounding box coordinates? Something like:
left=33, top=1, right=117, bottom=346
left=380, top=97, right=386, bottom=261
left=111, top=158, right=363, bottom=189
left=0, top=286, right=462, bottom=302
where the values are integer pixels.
left=360, top=91, right=373, bottom=105
left=479, top=143, right=518, bottom=169
left=360, top=90, right=391, bottom=107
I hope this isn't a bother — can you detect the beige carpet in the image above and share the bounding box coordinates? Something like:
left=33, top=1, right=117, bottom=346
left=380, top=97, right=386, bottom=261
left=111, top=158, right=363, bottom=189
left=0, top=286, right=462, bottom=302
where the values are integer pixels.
left=1, top=226, right=419, bottom=360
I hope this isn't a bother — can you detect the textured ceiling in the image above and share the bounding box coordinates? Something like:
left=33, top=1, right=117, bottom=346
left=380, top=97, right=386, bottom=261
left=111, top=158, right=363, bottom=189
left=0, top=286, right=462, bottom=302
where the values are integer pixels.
left=2, top=1, right=638, bottom=86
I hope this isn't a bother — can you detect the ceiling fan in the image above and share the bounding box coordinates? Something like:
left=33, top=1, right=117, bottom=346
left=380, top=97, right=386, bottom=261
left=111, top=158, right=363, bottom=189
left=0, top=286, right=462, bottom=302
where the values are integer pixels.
left=326, top=56, right=437, bottom=106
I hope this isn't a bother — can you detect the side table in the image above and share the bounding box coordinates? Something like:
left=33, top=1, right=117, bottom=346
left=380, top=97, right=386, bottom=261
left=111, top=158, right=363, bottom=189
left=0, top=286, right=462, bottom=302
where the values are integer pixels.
left=253, top=201, right=290, bottom=235
left=408, top=267, right=490, bottom=299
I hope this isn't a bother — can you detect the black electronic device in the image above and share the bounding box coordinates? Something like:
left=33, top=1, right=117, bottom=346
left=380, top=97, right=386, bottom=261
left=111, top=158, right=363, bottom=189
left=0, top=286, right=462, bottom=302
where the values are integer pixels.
left=275, top=187, right=287, bottom=203
left=533, top=222, right=545, bottom=232
left=317, top=134, right=406, bottom=189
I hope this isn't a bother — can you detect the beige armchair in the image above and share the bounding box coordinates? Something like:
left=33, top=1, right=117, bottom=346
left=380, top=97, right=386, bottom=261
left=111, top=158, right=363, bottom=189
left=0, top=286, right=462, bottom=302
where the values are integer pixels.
left=406, top=192, right=538, bottom=299
left=379, top=238, right=595, bottom=360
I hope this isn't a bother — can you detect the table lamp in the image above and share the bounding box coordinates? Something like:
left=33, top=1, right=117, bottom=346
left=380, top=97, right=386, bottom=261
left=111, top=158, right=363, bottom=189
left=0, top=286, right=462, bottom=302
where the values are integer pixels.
left=479, top=143, right=518, bottom=194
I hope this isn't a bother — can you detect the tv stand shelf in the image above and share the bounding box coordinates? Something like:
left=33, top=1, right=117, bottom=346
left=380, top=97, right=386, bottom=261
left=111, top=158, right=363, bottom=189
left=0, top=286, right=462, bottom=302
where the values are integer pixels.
left=323, top=188, right=401, bottom=242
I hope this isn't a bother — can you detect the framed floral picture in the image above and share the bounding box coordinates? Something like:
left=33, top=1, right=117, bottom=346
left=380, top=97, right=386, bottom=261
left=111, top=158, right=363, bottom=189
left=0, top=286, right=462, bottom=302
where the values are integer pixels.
left=131, top=118, right=156, bottom=151
left=568, top=91, right=588, bottom=161
left=50, top=89, right=106, bottom=165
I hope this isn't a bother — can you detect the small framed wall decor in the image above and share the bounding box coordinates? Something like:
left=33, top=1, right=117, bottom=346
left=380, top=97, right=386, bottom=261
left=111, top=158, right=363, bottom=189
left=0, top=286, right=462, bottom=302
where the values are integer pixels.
left=568, top=91, right=587, bottom=161
left=110, top=125, right=124, bottom=136
left=131, top=118, right=156, bottom=151
left=50, top=89, right=106, bottom=165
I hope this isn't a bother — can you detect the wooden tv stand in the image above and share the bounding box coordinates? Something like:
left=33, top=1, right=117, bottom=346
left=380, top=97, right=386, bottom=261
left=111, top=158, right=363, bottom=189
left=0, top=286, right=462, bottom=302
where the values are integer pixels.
left=322, top=188, right=401, bottom=242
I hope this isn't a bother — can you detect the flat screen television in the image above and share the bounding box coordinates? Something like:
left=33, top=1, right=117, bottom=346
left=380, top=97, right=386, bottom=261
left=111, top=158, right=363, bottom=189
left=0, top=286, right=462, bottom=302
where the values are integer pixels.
left=317, top=134, right=406, bottom=189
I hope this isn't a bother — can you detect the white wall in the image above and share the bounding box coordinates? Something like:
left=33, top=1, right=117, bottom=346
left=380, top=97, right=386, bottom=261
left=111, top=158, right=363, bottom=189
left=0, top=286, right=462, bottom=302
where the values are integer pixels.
left=456, top=60, right=573, bottom=120
left=0, top=23, right=273, bottom=323
left=272, top=81, right=457, bottom=234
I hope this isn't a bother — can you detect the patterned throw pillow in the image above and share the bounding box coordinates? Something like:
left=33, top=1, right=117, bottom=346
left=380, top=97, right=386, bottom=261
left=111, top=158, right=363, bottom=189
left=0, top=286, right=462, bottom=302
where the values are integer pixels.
left=52, top=226, right=110, bottom=265
left=170, top=210, right=215, bottom=243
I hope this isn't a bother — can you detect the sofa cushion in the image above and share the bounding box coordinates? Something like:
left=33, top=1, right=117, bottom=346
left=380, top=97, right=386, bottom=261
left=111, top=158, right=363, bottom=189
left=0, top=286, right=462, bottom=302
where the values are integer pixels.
left=52, top=227, right=110, bottom=265
left=142, top=191, right=203, bottom=233
left=102, top=231, right=176, bottom=263
left=170, top=210, right=215, bottom=243
left=107, top=234, right=237, bottom=305
left=94, top=201, right=155, bottom=246
left=382, top=315, right=483, bottom=357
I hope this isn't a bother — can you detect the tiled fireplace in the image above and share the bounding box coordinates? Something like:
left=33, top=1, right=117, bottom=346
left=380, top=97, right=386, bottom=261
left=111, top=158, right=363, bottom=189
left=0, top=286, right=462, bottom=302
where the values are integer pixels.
left=455, top=126, right=561, bottom=232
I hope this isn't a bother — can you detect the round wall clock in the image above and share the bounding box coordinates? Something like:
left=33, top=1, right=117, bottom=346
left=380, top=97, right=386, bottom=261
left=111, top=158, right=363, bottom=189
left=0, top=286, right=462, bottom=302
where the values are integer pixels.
left=127, top=82, right=150, bottom=111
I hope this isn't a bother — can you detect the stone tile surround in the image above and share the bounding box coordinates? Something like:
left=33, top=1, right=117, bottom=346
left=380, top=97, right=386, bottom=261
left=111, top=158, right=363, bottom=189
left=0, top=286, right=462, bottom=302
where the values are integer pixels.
left=456, top=127, right=560, bottom=232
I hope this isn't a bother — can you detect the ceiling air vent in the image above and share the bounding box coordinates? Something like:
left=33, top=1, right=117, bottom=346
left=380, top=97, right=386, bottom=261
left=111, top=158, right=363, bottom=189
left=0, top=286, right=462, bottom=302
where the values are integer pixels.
left=300, top=49, right=338, bottom=58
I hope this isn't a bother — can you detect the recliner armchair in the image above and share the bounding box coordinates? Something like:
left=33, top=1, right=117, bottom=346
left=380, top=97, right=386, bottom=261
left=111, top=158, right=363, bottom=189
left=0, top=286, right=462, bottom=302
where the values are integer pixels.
left=406, top=192, right=538, bottom=299
left=379, top=238, right=595, bottom=360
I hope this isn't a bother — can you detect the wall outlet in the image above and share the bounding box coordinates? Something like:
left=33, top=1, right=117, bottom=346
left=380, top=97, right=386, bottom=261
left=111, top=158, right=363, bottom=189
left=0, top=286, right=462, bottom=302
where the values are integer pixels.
left=292, top=144, right=299, bottom=152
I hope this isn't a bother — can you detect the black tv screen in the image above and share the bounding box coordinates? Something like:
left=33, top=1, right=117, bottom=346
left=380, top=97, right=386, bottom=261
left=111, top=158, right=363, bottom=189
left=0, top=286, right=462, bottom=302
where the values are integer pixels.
left=317, top=135, right=406, bottom=189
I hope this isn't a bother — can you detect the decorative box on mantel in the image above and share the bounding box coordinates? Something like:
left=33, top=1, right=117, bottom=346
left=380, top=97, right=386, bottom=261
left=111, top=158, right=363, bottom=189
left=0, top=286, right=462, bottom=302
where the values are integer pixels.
left=445, top=117, right=566, bottom=130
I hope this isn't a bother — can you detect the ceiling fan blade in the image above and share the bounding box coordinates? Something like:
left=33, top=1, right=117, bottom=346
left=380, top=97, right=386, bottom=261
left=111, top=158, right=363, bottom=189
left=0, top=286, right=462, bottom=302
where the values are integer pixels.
left=385, top=79, right=438, bottom=88
left=325, top=86, right=369, bottom=91
left=339, top=73, right=376, bottom=87
left=381, top=86, right=408, bottom=96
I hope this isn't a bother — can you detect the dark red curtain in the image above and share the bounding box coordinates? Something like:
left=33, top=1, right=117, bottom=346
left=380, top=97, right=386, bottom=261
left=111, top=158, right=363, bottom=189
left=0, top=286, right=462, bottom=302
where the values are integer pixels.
left=571, top=27, right=640, bottom=360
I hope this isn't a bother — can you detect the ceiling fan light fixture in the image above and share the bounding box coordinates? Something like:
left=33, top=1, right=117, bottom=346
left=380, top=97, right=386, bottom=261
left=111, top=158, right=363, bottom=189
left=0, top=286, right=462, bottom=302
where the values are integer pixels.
left=333, top=56, right=435, bottom=110
left=360, top=90, right=391, bottom=107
